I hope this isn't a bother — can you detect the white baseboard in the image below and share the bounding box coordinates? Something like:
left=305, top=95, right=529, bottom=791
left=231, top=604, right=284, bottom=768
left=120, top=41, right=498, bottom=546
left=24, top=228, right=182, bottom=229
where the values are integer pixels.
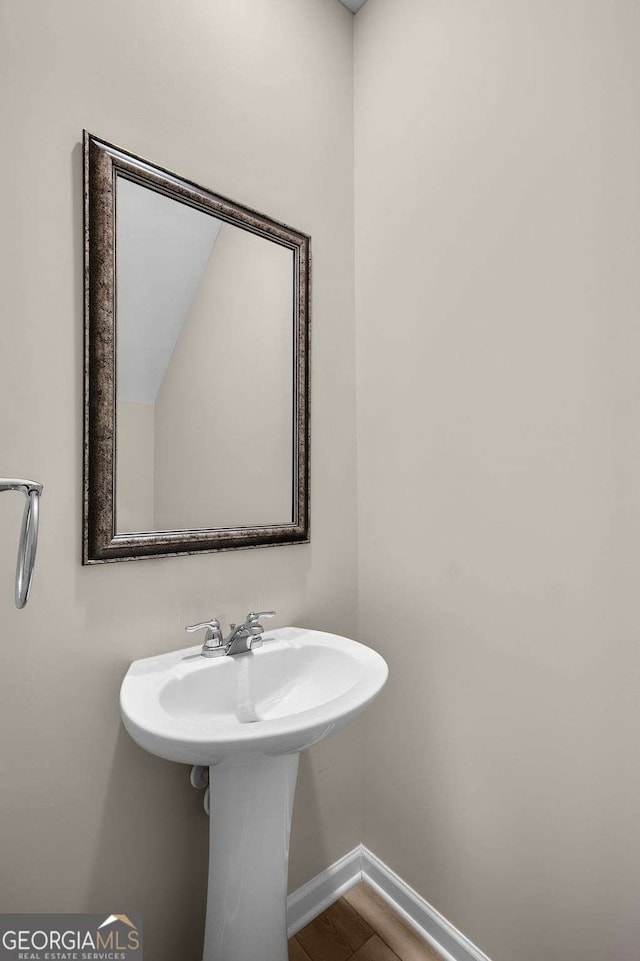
left=287, top=846, right=362, bottom=937
left=361, top=847, right=493, bottom=961
left=287, top=845, right=493, bottom=961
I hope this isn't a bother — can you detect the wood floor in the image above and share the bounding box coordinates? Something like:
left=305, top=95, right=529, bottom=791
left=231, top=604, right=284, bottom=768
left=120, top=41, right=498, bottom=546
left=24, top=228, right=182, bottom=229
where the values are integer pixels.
left=288, top=882, right=444, bottom=961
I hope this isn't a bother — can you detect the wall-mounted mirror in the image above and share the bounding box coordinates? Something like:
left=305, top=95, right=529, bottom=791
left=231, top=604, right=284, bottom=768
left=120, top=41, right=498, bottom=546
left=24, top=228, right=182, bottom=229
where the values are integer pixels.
left=83, top=132, right=310, bottom=563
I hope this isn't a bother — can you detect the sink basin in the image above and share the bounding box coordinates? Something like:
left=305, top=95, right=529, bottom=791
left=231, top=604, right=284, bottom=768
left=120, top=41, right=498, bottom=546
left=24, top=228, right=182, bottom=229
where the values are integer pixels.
left=120, top=626, right=388, bottom=765
left=120, top=626, right=388, bottom=961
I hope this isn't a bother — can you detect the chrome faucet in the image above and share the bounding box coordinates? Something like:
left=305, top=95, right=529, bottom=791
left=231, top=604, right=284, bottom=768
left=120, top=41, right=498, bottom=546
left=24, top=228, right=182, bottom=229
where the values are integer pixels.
left=186, top=611, right=276, bottom=658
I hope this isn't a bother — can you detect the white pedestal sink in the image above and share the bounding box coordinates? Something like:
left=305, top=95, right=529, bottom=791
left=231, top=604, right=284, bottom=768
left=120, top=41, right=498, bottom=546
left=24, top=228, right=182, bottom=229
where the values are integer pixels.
left=120, top=627, right=388, bottom=961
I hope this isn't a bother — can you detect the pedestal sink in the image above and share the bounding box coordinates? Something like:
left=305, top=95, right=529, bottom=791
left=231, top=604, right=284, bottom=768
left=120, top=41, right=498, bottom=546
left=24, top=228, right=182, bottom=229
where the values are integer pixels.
left=120, top=627, right=388, bottom=961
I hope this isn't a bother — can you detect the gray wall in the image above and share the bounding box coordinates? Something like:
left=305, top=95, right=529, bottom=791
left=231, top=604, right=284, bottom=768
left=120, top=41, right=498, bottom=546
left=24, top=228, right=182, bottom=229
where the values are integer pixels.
left=0, top=2, right=357, bottom=959
left=153, top=224, right=294, bottom=531
left=117, top=401, right=155, bottom=532
left=354, top=1, right=640, bottom=960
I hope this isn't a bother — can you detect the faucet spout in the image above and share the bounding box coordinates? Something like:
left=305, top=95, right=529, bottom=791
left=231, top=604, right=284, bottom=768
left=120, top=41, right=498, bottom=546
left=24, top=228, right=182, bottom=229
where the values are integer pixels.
left=225, top=623, right=265, bottom=656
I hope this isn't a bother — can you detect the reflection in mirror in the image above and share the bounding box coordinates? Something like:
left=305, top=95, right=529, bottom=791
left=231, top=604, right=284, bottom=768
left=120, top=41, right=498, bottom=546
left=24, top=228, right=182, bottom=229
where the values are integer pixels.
left=83, top=132, right=310, bottom=562
left=115, top=177, right=294, bottom=533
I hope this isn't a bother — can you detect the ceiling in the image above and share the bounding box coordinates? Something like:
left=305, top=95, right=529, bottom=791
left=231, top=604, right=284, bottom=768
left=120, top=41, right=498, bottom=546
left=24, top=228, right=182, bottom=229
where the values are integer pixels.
left=339, top=0, right=367, bottom=11
left=117, top=177, right=222, bottom=405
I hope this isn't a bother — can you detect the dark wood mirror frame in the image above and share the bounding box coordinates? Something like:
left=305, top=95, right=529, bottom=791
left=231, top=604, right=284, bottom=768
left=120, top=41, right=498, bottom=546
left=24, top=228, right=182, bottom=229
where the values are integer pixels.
left=83, top=132, right=310, bottom=563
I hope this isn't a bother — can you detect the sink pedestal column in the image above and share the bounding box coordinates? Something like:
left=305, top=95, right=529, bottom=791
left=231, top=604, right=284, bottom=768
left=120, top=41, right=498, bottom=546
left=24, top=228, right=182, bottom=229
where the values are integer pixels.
left=202, top=752, right=299, bottom=961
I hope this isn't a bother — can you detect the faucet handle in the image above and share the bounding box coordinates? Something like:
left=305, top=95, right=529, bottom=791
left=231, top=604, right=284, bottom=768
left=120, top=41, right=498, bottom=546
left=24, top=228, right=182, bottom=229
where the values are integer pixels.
left=186, top=618, right=221, bottom=634
left=242, top=612, right=276, bottom=650
left=246, top=611, right=276, bottom=625
left=186, top=618, right=225, bottom=657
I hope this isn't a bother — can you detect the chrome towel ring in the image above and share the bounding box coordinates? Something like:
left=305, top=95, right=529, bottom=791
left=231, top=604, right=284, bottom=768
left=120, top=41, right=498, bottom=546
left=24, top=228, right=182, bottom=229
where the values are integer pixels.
left=0, top=478, right=43, bottom=609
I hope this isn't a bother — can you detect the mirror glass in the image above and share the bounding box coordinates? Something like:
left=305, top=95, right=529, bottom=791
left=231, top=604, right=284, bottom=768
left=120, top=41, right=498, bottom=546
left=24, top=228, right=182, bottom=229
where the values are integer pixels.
left=115, top=176, right=294, bottom=533
left=83, top=132, right=309, bottom=563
